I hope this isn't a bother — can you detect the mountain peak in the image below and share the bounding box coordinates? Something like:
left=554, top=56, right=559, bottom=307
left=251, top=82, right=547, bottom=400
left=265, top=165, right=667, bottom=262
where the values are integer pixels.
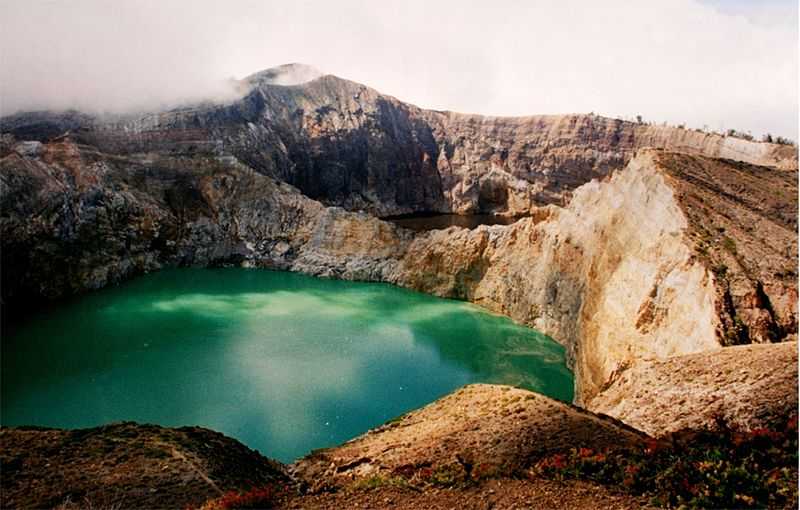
left=244, top=63, right=325, bottom=87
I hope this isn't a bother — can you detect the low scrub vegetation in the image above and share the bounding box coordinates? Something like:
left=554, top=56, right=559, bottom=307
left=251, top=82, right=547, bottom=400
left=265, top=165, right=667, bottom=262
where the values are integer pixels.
left=197, top=417, right=797, bottom=509
left=199, top=483, right=290, bottom=510
left=530, top=416, right=798, bottom=508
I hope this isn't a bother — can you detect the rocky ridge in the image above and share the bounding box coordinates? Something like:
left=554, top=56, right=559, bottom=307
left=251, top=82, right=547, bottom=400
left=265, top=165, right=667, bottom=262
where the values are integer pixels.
left=0, top=422, right=288, bottom=509
left=2, top=70, right=796, bottom=219
left=292, top=384, right=649, bottom=492
left=1, top=386, right=656, bottom=510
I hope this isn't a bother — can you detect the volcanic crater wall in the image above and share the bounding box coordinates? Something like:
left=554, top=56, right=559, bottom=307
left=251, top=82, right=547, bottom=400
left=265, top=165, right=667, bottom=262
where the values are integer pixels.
left=1, top=70, right=797, bottom=413
left=3, top=73, right=796, bottom=218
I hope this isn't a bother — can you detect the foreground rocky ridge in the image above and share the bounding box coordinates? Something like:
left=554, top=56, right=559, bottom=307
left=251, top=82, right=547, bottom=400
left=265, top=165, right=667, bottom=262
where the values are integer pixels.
left=0, top=422, right=288, bottom=509
left=3, top=379, right=796, bottom=509
left=0, top=386, right=654, bottom=509
left=292, top=384, right=649, bottom=492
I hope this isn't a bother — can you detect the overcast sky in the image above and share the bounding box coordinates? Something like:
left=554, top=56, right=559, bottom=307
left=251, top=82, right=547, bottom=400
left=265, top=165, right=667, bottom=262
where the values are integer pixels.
left=1, top=0, right=797, bottom=139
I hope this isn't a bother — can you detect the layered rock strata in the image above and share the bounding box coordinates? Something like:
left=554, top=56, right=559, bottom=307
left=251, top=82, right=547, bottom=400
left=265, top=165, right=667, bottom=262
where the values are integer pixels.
left=2, top=70, right=796, bottom=219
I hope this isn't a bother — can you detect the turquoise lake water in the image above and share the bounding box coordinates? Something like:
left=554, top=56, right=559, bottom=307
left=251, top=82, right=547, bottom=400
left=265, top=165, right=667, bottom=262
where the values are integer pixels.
left=1, top=268, right=573, bottom=462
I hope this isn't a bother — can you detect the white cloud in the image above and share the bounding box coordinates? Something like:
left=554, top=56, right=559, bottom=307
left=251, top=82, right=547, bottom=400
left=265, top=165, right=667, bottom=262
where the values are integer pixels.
left=1, top=0, right=796, bottom=139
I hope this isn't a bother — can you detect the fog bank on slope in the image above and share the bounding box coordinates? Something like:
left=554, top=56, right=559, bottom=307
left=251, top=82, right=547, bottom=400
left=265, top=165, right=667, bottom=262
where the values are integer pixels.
left=0, top=0, right=796, bottom=139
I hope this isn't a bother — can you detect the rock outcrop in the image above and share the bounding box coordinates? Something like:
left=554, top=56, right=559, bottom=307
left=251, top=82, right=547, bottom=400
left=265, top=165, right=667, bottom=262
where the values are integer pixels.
left=0, top=389, right=657, bottom=510
left=423, top=112, right=797, bottom=216
left=2, top=68, right=796, bottom=219
left=385, top=150, right=797, bottom=404
left=589, top=342, right=798, bottom=437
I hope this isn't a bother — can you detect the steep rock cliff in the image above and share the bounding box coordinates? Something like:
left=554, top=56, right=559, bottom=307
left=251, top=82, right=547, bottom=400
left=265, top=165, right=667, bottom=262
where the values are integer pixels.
left=421, top=111, right=797, bottom=215
left=292, top=384, right=647, bottom=491
left=383, top=150, right=796, bottom=404
left=3, top=67, right=796, bottom=219
left=0, top=139, right=321, bottom=304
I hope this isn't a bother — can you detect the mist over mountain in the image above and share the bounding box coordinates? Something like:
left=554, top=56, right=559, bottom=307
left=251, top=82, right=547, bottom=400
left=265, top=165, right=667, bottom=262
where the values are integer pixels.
left=1, top=0, right=796, bottom=139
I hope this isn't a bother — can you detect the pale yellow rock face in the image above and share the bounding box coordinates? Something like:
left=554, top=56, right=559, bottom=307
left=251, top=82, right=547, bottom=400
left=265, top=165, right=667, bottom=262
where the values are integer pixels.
left=588, top=342, right=799, bottom=436
left=635, top=125, right=798, bottom=170
left=297, top=149, right=795, bottom=412
left=547, top=152, right=722, bottom=403
left=390, top=151, right=723, bottom=404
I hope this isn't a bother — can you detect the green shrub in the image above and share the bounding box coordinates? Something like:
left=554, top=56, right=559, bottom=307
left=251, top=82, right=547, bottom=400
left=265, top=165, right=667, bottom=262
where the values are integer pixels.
left=722, top=236, right=737, bottom=254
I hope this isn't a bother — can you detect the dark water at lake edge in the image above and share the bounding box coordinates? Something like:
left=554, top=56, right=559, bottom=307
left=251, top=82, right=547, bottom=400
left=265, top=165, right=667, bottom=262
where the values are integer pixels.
left=384, top=213, right=523, bottom=232
left=2, top=268, right=572, bottom=462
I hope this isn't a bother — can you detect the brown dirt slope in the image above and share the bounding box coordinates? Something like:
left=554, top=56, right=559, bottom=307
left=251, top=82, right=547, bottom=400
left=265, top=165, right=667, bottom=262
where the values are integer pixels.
left=278, top=477, right=654, bottom=510
left=656, top=150, right=798, bottom=345
left=292, top=384, right=648, bottom=492
left=0, top=422, right=287, bottom=509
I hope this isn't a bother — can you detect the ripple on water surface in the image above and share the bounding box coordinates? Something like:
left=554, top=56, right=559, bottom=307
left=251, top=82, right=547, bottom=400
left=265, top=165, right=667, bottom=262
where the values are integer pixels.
left=1, top=268, right=573, bottom=462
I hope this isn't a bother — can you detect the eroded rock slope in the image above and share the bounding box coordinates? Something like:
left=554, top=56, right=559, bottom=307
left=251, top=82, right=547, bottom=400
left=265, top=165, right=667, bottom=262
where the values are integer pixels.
left=386, top=150, right=797, bottom=404
left=589, top=342, right=798, bottom=436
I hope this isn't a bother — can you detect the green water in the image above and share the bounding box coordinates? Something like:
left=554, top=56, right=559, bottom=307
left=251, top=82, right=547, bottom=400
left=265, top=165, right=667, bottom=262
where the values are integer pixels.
left=1, top=268, right=573, bottom=462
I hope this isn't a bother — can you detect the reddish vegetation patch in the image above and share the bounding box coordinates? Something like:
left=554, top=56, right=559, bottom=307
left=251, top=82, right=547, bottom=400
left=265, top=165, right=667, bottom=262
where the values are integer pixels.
left=272, top=477, right=651, bottom=510
left=529, top=415, right=798, bottom=508
left=201, top=483, right=292, bottom=510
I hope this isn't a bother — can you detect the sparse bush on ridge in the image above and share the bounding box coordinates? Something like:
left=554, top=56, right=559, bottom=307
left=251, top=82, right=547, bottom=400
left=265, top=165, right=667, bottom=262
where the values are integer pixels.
left=583, top=114, right=793, bottom=145
left=727, top=128, right=755, bottom=141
